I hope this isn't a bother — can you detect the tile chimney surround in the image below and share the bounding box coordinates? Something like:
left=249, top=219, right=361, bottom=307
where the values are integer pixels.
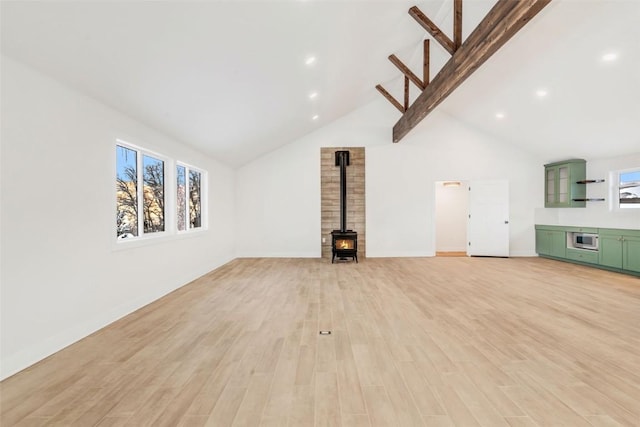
left=320, top=147, right=365, bottom=261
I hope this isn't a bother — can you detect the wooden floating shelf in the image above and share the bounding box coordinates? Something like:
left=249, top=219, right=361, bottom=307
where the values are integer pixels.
left=576, top=179, right=605, bottom=184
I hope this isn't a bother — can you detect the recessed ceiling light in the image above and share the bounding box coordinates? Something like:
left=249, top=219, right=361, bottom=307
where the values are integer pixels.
left=536, top=89, right=548, bottom=98
left=312, top=115, right=319, bottom=120
left=309, top=91, right=318, bottom=99
left=601, top=52, right=618, bottom=62
left=495, top=112, right=505, bottom=119
left=305, top=56, right=317, bottom=66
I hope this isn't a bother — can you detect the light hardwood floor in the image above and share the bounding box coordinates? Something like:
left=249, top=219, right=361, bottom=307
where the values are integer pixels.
left=1, top=257, right=639, bottom=426
left=435, top=252, right=467, bottom=257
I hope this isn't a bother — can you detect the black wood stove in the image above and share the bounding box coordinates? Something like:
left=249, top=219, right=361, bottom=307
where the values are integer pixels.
left=331, top=150, right=358, bottom=263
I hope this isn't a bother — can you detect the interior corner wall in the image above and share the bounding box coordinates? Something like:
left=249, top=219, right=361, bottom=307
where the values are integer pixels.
left=236, top=99, right=545, bottom=258
left=0, top=55, right=236, bottom=380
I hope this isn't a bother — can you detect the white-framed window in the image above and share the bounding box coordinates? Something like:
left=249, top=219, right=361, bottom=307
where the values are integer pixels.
left=115, top=140, right=207, bottom=245
left=176, top=163, right=206, bottom=232
left=116, top=141, right=167, bottom=239
left=618, top=168, right=640, bottom=209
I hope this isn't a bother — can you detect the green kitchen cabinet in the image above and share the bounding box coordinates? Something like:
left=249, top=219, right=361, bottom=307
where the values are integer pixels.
left=624, top=237, right=640, bottom=273
left=599, top=229, right=640, bottom=273
left=536, top=224, right=640, bottom=276
left=535, top=227, right=566, bottom=258
left=599, top=233, right=623, bottom=269
left=544, top=159, right=586, bottom=208
left=566, top=248, right=599, bottom=264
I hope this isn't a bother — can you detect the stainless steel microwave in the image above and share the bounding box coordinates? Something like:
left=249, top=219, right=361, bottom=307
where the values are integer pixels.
left=573, top=233, right=598, bottom=251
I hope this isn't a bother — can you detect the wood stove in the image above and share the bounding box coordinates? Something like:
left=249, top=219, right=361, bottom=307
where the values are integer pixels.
left=331, top=230, right=357, bottom=263
left=331, top=150, right=358, bottom=263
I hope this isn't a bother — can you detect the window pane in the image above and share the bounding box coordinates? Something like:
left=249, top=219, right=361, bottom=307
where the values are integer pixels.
left=620, top=170, right=640, bottom=208
left=116, top=145, right=138, bottom=238
left=546, top=169, right=555, bottom=203
left=143, top=155, right=165, bottom=233
left=189, top=170, right=202, bottom=229
left=177, top=165, right=186, bottom=231
left=558, top=166, right=568, bottom=203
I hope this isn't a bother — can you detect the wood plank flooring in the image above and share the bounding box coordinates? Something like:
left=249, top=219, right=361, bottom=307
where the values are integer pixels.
left=435, top=252, right=467, bottom=257
left=1, top=257, right=639, bottom=426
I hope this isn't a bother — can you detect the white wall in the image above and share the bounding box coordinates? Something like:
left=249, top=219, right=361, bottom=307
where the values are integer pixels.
left=236, top=99, right=545, bottom=258
left=435, top=182, right=469, bottom=252
left=0, top=56, right=236, bottom=380
left=535, top=153, right=640, bottom=229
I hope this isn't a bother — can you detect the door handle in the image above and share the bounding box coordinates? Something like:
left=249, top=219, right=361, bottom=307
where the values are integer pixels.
left=504, top=221, right=509, bottom=224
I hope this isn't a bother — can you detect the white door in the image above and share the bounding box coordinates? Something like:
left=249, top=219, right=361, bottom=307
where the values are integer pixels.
left=467, top=180, right=510, bottom=257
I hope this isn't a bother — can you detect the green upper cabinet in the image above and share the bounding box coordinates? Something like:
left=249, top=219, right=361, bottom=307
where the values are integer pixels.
left=544, top=159, right=586, bottom=208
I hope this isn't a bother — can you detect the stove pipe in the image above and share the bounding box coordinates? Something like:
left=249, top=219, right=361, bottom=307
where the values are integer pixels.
left=335, top=150, right=350, bottom=233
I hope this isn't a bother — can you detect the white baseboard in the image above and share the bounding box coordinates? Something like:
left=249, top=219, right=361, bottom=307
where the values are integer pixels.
left=509, top=250, right=538, bottom=257
left=366, top=251, right=436, bottom=258
left=236, top=252, right=321, bottom=258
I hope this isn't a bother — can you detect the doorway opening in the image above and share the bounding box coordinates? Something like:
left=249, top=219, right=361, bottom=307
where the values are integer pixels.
left=435, top=180, right=469, bottom=257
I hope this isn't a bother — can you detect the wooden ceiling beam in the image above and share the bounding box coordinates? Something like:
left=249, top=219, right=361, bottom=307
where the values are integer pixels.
left=454, top=0, right=463, bottom=50
left=409, top=6, right=455, bottom=55
left=376, top=84, right=405, bottom=113
left=393, top=0, right=552, bottom=143
left=423, top=39, right=430, bottom=86
left=404, top=76, right=410, bottom=111
left=388, top=54, right=425, bottom=90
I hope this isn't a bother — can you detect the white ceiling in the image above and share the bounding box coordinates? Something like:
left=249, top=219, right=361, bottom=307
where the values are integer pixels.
left=2, top=0, right=639, bottom=167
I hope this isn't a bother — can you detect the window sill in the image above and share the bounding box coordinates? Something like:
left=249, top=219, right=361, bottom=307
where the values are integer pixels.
left=112, top=228, right=207, bottom=252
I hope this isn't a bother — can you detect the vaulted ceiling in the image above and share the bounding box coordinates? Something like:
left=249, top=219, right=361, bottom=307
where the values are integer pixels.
left=2, top=1, right=639, bottom=167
